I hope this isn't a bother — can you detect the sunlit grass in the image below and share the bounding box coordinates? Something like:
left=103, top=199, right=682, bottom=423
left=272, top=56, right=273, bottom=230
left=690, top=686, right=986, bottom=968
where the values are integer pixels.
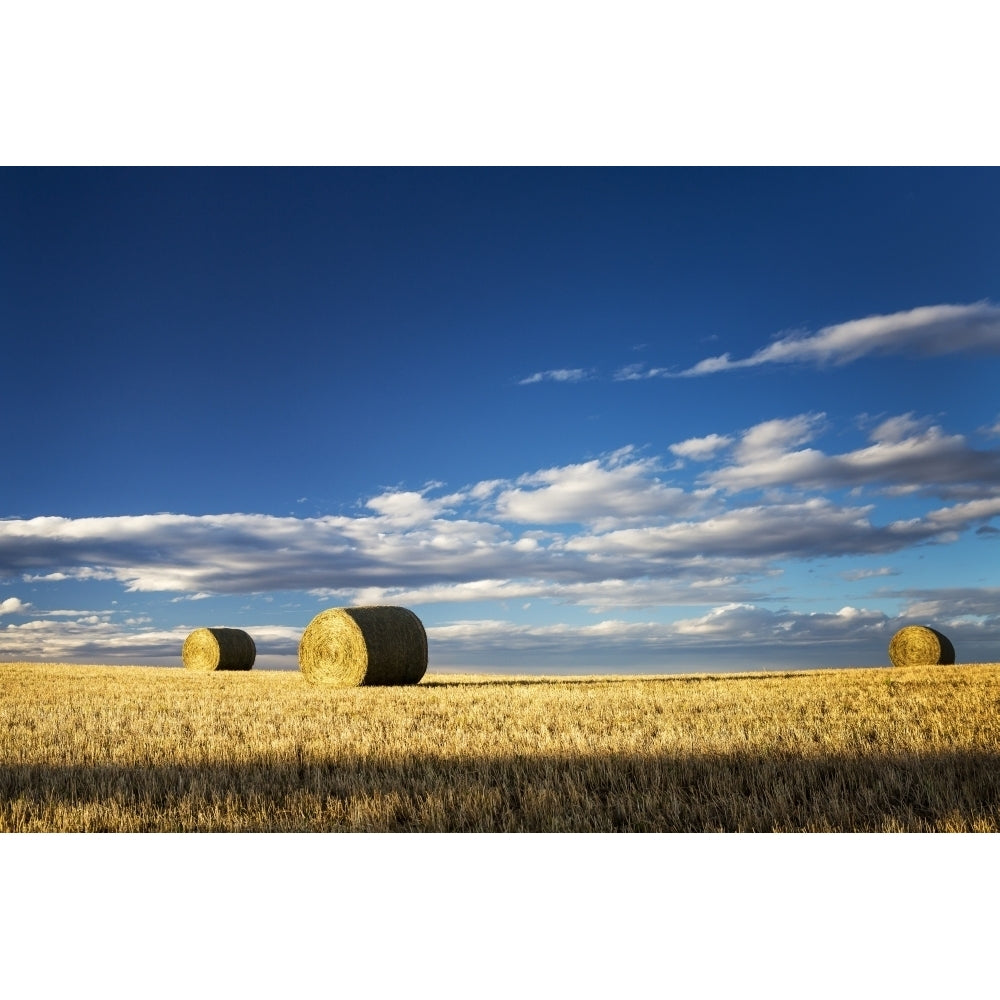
left=2, top=660, right=999, bottom=831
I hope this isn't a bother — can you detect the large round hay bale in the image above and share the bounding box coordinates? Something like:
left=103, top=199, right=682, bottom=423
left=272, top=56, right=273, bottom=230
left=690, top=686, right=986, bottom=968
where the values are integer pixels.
left=888, top=625, right=955, bottom=667
left=182, top=627, right=256, bottom=671
left=298, top=606, right=428, bottom=686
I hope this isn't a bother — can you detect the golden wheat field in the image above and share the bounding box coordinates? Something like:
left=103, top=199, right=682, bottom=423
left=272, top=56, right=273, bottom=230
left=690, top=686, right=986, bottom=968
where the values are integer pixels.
left=2, top=659, right=999, bottom=832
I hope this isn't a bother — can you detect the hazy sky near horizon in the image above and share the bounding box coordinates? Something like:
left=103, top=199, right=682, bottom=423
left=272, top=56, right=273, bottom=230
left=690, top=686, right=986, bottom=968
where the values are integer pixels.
left=3, top=167, right=1000, bottom=671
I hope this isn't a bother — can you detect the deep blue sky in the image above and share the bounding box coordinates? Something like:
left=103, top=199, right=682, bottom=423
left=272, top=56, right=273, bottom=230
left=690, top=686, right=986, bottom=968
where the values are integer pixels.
left=4, top=168, right=1000, bottom=670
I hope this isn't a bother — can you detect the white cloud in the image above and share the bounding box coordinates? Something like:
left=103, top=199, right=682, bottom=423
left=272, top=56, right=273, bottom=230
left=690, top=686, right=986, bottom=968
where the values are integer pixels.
left=613, top=362, right=672, bottom=381
left=669, top=433, right=733, bottom=460
left=706, top=412, right=1000, bottom=497
left=365, top=489, right=452, bottom=525
left=734, top=413, right=825, bottom=461
left=887, top=587, right=1000, bottom=623
left=467, top=479, right=505, bottom=501
left=493, top=447, right=715, bottom=529
left=677, top=302, right=1000, bottom=375
left=0, top=597, right=31, bottom=616
left=2, top=413, right=999, bottom=623
left=840, top=567, right=897, bottom=581
left=564, top=497, right=896, bottom=562
left=1, top=618, right=183, bottom=662
left=518, top=306, right=1000, bottom=387
left=518, top=368, right=592, bottom=385
left=916, top=496, right=1000, bottom=534
left=318, top=573, right=760, bottom=612
left=341, top=578, right=544, bottom=607
left=671, top=603, right=890, bottom=643
left=22, top=568, right=118, bottom=583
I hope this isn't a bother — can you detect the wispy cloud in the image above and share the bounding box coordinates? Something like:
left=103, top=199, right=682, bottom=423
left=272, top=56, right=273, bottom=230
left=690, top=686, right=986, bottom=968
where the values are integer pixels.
left=523, top=305, right=1000, bottom=386
left=706, top=412, right=1000, bottom=497
left=518, top=368, right=593, bottom=385
left=669, top=434, right=733, bottom=460
left=316, top=575, right=761, bottom=613
left=840, top=567, right=898, bottom=581
left=613, top=363, right=673, bottom=381
left=677, top=302, right=1000, bottom=376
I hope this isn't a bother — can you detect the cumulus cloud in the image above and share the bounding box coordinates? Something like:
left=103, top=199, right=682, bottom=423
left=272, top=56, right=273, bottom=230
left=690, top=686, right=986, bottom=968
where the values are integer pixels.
left=0, top=597, right=31, bottom=616
left=2, top=414, right=998, bottom=623
left=677, top=302, right=1000, bottom=376
left=492, top=447, right=717, bottom=529
left=365, top=489, right=454, bottom=526
left=0, top=496, right=989, bottom=607
left=518, top=368, right=592, bottom=385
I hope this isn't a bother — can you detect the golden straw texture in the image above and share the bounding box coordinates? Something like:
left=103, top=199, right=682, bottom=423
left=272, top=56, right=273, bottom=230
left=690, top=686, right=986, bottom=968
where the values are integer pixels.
left=182, top=627, right=256, bottom=671
left=888, top=625, right=956, bottom=667
left=298, top=606, right=428, bottom=686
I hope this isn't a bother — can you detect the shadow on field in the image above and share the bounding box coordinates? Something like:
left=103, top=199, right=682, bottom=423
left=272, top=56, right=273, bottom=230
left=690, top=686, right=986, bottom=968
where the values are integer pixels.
left=2, top=747, right=999, bottom=832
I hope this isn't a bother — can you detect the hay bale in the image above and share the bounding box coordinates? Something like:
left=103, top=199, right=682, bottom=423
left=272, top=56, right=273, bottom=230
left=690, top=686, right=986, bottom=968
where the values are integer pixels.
left=888, top=625, right=956, bottom=667
left=298, top=606, right=428, bottom=686
left=182, top=627, right=256, bottom=671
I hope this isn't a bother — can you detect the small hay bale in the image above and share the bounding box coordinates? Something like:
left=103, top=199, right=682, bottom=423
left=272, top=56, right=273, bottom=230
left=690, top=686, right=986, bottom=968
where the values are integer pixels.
left=298, top=606, right=428, bottom=687
left=182, top=627, right=256, bottom=671
left=888, top=625, right=956, bottom=667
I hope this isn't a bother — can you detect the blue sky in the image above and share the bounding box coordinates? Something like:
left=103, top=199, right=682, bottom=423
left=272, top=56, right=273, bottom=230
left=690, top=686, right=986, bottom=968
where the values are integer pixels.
left=3, top=167, right=1000, bottom=671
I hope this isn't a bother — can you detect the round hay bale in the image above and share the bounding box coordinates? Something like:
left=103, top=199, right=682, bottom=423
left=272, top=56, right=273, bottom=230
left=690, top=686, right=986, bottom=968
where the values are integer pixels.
left=298, top=606, right=428, bottom=687
left=182, top=627, right=256, bottom=671
left=888, top=625, right=955, bottom=667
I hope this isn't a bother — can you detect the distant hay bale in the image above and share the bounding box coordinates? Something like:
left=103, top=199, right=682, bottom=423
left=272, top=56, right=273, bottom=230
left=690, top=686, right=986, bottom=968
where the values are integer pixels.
left=298, top=606, right=428, bottom=687
left=888, top=625, right=956, bottom=667
left=182, top=627, right=256, bottom=671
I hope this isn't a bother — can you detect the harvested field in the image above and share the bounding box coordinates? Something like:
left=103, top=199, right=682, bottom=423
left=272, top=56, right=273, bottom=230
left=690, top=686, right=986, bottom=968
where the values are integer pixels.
left=1, top=660, right=999, bottom=832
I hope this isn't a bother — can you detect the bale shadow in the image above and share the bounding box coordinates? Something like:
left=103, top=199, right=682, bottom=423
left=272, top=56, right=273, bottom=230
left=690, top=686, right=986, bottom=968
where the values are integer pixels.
left=2, top=746, right=999, bottom=832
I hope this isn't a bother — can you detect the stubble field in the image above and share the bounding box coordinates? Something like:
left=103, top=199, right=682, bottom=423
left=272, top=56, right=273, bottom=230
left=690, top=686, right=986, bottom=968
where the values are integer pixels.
left=2, top=660, right=999, bottom=832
